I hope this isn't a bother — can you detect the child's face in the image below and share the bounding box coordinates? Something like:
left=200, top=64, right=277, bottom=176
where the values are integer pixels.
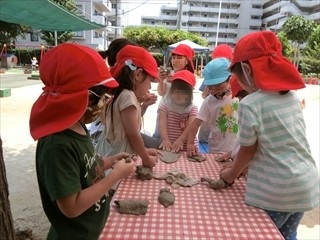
left=171, top=54, right=188, bottom=72
left=171, top=89, right=189, bottom=106
left=134, top=71, right=153, bottom=99
left=207, top=81, right=229, bottom=95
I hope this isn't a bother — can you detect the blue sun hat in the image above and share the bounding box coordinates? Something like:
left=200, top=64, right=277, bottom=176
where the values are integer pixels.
left=203, top=57, right=231, bottom=86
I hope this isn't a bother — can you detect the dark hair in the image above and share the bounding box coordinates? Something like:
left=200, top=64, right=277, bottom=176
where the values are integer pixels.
left=109, top=66, right=148, bottom=123
left=105, top=38, right=137, bottom=67
left=169, top=79, right=193, bottom=107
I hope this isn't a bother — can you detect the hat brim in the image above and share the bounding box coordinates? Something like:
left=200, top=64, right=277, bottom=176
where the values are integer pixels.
left=96, top=77, right=118, bottom=88
left=204, top=74, right=230, bottom=86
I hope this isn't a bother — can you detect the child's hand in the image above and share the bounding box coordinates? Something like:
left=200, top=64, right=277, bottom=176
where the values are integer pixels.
left=187, top=143, right=198, bottom=156
left=141, top=93, right=157, bottom=108
left=219, top=167, right=237, bottom=184
left=171, top=139, right=183, bottom=152
left=160, top=139, right=173, bottom=151
left=112, top=159, right=136, bottom=179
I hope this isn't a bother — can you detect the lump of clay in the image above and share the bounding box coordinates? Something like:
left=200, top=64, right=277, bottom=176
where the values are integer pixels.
left=187, top=154, right=206, bottom=162
left=114, top=199, right=150, bottom=215
left=201, top=177, right=232, bottom=190
left=135, top=165, right=153, bottom=181
left=154, top=169, right=199, bottom=188
left=159, top=150, right=180, bottom=164
left=158, top=188, right=175, bottom=208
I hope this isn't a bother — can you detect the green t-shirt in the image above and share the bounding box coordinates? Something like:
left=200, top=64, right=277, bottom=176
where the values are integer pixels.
left=36, top=129, right=110, bottom=240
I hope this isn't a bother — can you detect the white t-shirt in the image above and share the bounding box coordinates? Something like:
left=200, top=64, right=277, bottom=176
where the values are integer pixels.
left=197, top=94, right=239, bottom=153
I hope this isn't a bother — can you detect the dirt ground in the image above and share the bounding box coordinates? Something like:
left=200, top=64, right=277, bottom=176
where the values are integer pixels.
left=1, top=77, right=319, bottom=240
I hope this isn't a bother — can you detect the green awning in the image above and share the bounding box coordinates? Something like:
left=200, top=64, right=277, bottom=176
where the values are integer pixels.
left=0, top=0, right=105, bottom=31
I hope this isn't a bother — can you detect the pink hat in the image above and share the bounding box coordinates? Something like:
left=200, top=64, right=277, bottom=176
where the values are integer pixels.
left=212, top=44, right=233, bottom=60
left=29, top=43, right=118, bottom=140
left=231, top=31, right=305, bottom=91
left=172, top=70, right=196, bottom=87
left=110, top=45, right=159, bottom=81
left=171, top=44, right=195, bottom=70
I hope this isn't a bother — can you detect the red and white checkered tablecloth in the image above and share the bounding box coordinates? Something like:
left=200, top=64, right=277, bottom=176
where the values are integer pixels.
left=99, top=152, right=284, bottom=240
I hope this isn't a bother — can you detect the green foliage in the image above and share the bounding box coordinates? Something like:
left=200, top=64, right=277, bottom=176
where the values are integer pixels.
left=40, top=0, right=76, bottom=46
left=282, top=15, right=315, bottom=44
left=300, top=41, right=320, bottom=77
left=123, top=26, right=208, bottom=51
left=0, top=21, right=31, bottom=45
left=276, top=31, right=292, bottom=57
left=307, top=24, right=320, bottom=50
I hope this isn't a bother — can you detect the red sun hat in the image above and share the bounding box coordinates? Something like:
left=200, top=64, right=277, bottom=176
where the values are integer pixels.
left=171, top=44, right=195, bottom=70
left=231, top=31, right=305, bottom=91
left=172, top=70, right=196, bottom=87
left=230, top=75, right=243, bottom=98
left=110, top=45, right=159, bottom=81
left=29, top=43, right=118, bottom=140
left=212, top=44, right=233, bottom=60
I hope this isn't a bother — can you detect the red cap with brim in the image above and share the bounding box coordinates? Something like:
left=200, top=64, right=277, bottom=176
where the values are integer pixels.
left=30, top=43, right=118, bottom=140
left=110, top=45, right=159, bottom=81
left=172, top=44, right=195, bottom=71
left=231, top=31, right=305, bottom=91
left=172, top=70, right=196, bottom=87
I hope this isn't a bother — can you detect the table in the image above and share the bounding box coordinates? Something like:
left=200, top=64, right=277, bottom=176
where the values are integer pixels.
left=99, top=152, right=284, bottom=240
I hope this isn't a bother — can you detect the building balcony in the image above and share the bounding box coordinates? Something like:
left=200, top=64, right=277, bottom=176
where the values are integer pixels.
left=93, top=0, right=112, bottom=13
left=92, top=15, right=106, bottom=25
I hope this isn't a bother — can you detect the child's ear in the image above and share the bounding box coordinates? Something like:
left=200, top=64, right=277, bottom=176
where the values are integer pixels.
left=241, top=62, right=252, bottom=76
left=133, top=68, right=144, bottom=82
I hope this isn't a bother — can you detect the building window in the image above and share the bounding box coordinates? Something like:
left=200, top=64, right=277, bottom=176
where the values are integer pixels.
left=74, top=31, right=84, bottom=38
left=30, top=32, right=39, bottom=42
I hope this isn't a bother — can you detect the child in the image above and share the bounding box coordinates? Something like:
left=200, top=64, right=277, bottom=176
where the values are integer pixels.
left=97, top=45, right=160, bottom=168
left=29, top=43, right=136, bottom=240
left=31, top=56, right=38, bottom=70
left=158, top=70, right=198, bottom=152
left=220, top=31, right=319, bottom=240
left=154, top=43, right=195, bottom=139
left=187, top=58, right=239, bottom=156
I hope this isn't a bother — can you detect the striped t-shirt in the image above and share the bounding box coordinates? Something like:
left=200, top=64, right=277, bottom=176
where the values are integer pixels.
left=239, top=90, right=319, bottom=212
left=159, top=101, right=198, bottom=151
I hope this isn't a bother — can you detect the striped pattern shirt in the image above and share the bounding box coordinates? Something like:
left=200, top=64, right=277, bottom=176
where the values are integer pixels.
left=159, top=101, right=198, bottom=151
left=239, top=90, right=319, bottom=212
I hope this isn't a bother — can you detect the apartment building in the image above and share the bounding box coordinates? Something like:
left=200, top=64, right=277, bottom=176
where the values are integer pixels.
left=141, top=0, right=320, bottom=49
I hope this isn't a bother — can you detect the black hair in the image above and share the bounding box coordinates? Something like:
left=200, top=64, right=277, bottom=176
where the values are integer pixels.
left=105, top=38, right=137, bottom=67
left=169, top=79, right=193, bottom=107
left=108, top=66, right=148, bottom=124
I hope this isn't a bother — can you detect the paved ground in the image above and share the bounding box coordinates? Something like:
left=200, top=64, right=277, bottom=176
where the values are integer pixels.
left=0, top=69, right=319, bottom=239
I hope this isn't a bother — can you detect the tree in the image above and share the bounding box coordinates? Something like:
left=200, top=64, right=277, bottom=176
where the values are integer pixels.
left=41, top=0, right=77, bottom=46
left=123, top=26, right=208, bottom=51
left=282, top=15, right=316, bottom=67
left=0, top=21, right=30, bottom=46
left=0, top=137, right=16, bottom=240
left=276, top=31, right=293, bottom=58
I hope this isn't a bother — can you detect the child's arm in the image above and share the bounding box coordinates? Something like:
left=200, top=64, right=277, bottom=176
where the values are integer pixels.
left=172, top=115, right=197, bottom=152
left=186, top=118, right=203, bottom=155
left=157, top=79, right=167, bottom=96
left=56, top=159, right=136, bottom=218
left=220, top=143, right=257, bottom=183
left=121, top=105, right=156, bottom=168
left=158, top=109, right=172, bottom=151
